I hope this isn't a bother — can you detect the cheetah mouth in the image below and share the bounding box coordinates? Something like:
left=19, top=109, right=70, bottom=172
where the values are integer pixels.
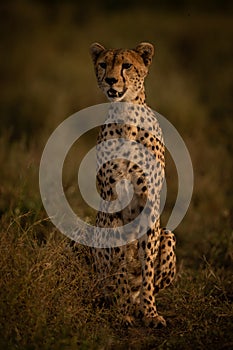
left=107, top=88, right=126, bottom=99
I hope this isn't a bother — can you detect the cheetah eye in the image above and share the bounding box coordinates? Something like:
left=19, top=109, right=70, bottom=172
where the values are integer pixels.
left=122, top=63, right=132, bottom=69
left=99, top=62, right=107, bottom=69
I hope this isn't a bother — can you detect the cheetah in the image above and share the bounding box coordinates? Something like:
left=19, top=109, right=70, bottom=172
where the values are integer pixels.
left=89, top=42, right=176, bottom=327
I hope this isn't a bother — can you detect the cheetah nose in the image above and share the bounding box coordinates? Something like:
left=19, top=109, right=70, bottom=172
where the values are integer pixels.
left=105, top=77, right=118, bottom=85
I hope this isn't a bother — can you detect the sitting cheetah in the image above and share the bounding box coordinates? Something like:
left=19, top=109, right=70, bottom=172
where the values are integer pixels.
left=89, top=42, right=176, bottom=327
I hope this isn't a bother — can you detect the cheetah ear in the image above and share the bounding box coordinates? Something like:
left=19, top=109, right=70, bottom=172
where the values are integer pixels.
left=135, top=42, right=154, bottom=67
left=90, top=43, right=105, bottom=63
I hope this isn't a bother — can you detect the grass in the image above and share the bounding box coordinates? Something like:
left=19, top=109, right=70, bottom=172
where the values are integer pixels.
left=0, top=2, right=233, bottom=349
left=0, top=217, right=232, bottom=349
left=1, top=215, right=232, bottom=349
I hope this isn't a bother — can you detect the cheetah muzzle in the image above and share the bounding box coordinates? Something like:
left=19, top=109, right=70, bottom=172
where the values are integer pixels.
left=107, top=88, right=127, bottom=99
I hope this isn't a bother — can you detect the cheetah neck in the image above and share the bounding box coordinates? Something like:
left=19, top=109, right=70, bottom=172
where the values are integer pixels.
left=134, top=86, right=147, bottom=105
left=122, top=86, right=147, bottom=106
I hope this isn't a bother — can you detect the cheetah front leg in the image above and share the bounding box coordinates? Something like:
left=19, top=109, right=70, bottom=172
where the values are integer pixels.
left=154, top=228, right=176, bottom=293
left=137, top=225, right=176, bottom=327
left=138, top=220, right=167, bottom=328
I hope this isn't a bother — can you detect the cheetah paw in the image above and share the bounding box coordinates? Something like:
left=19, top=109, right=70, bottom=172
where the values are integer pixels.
left=142, top=315, right=167, bottom=328
left=121, top=315, right=136, bottom=327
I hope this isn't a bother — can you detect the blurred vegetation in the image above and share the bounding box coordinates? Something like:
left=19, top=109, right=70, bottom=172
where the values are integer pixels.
left=0, top=1, right=232, bottom=349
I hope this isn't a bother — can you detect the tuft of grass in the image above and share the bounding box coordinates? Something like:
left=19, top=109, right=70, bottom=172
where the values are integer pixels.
left=0, top=214, right=116, bottom=350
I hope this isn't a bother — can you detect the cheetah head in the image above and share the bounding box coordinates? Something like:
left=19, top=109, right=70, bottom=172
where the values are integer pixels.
left=90, top=42, right=154, bottom=103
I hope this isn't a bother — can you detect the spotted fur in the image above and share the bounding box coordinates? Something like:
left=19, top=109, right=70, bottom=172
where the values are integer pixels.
left=90, top=42, right=176, bottom=327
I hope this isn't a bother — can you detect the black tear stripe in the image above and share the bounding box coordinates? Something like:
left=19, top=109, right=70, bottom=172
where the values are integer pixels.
left=99, top=66, right=106, bottom=82
left=120, top=66, right=126, bottom=83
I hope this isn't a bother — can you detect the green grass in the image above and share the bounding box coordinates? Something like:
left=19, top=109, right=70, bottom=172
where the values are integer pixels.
left=0, top=2, right=233, bottom=349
